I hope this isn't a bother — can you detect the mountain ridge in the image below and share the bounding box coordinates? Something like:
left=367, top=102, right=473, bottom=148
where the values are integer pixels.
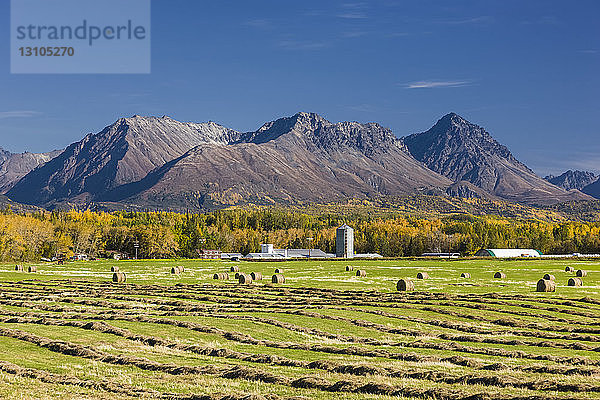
left=5, top=111, right=593, bottom=210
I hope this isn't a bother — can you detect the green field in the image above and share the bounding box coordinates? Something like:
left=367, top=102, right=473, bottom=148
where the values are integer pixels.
left=0, top=258, right=598, bottom=399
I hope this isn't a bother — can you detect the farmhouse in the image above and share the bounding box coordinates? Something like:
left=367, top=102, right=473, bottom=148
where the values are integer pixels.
left=475, top=249, right=542, bottom=258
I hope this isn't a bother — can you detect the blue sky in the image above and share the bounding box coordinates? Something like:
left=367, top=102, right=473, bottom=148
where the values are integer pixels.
left=1, top=0, right=598, bottom=175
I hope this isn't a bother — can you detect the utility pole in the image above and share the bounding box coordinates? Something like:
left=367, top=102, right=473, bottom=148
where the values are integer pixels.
left=134, top=241, right=139, bottom=260
left=307, top=237, right=314, bottom=258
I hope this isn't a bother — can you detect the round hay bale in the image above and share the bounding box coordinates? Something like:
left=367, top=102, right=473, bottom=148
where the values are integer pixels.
left=28, top=266, right=37, bottom=273
left=112, top=272, right=127, bottom=283
left=417, top=272, right=429, bottom=279
left=230, top=266, right=239, bottom=272
left=536, top=279, right=556, bottom=292
left=356, top=269, right=367, bottom=277
left=542, top=274, right=555, bottom=281
left=213, top=273, right=220, bottom=280
left=14, top=265, right=23, bottom=272
left=568, top=277, right=583, bottom=287
left=346, top=266, right=354, bottom=271
left=234, top=272, right=240, bottom=279
left=111, top=266, right=119, bottom=272
left=565, top=266, right=574, bottom=272
left=222, top=272, right=229, bottom=280
left=275, top=268, right=284, bottom=274
left=576, top=270, right=587, bottom=277
left=272, top=274, right=286, bottom=284
left=170, top=266, right=181, bottom=274
left=396, top=279, right=414, bottom=291
left=238, top=273, right=253, bottom=284
left=494, top=272, right=506, bottom=279
left=250, top=272, right=263, bottom=281
left=460, top=273, right=471, bottom=278
left=178, top=266, right=185, bottom=272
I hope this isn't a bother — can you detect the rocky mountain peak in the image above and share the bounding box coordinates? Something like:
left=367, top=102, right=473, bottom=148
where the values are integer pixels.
left=545, top=170, right=598, bottom=191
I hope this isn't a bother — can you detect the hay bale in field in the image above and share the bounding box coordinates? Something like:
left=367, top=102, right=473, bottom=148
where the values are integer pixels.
left=537, top=279, right=556, bottom=292
left=356, top=269, right=367, bottom=277
left=213, top=272, right=229, bottom=280
left=250, top=272, right=263, bottom=281
left=272, top=274, right=286, bottom=284
left=178, top=266, right=185, bottom=272
left=568, top=277, right=583, bottom=287
left=112, top=272, right=126, bottom=283
left=494, top=272, right=506, bottom=279
left=542, top=274, right=555, bottom=281
left=565, top=266, right=574, bottom=272
left=111, top=266, right=119, bottom=272
left=170, top=266, right=182, bottom=275
left=396, top=279, right=414, bottom=291
left=576, top=270, right=587, bottom=277
left=275, top=268, right=284, bottom=274
left=460, top=273, right=471, bottom=278
left=238, top=273, right=253, bottom=284
left=14, top=265, right=23, bottom=272
left=234, top=272, right=240, bottom=279
left=346, top=266, right=354, bottom=271
left=417, top=272, right=429, bottom=279
left=27, top=266, right=37, bottom=273
left=230, top=266, right=239, bottom=272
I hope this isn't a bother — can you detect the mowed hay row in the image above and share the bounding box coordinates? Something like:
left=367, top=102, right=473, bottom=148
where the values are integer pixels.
left=14, top=265, right=24, bottom=272
left=417, top=272, right=429, bottom=279
left=112, top=272, right=127, bottom=283
left=565, top=266, right=575, bottom=272
left=213, top=272, right=229, bottom=280
left=111, top=266, right=119, bottom=272
left=356, top=269, right=367, bottom=277
left=576, top=270, right=587, bottom=277
left=250, top=272, right=263, bottom=281
left=275, top=268, right=284, bottom=274
left=542, top=274, right=555, bottom=281
left=396, top=279, right=414, bottom=291
left=536, top=279, right=556, bottom=292
left=494, top=272, right=506, bottom=279
left=568, top=277, right=583, bottom=287
left=230, top=266, right=239, bottom=272
left=460, top=273, right=471, bottom=278
left=345, top=266, right=354, bottom=271
left=272, top=274, right=285, bottom=284
left=238, top=273, right=253, bottom=284
left=27, top=266, right=37, bottom=273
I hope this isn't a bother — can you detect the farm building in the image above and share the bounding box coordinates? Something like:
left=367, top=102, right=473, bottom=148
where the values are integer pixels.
left=475, top=249, right=542, bottom=258
left=422, top=252, right=460, bottom=259
left=244, top=244, right=333, bottom=260
left=196, top=249, right=222, bottom=259
left=336, top=224, right=354, bottom=258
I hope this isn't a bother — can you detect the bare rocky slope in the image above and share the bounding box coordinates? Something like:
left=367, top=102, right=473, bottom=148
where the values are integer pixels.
left=402, top=113, right=591, bottom=205
left=6, top=116, right=239, bottom=206
left=0, top=148, right=62, bottom=193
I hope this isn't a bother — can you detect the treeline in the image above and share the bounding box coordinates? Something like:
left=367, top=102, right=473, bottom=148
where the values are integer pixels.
left=0, top=208, right=599, bottom=261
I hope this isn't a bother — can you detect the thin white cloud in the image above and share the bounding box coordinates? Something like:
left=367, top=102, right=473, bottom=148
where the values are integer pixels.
left=579, top=50, right=598, bottom=54
left=337, top=12, right=367, bottom=19
left=0, top=111, right=41, bottom=119
left=404, top=80, right=471, bottom=89
left=278, top=40, right=329, bottom=50
left=436, top=16, right=491, bottom=25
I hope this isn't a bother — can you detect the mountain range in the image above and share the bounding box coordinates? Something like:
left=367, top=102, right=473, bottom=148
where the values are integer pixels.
left=2, top=112, right=596, bottom=211
left=544, top=170, right=600, bottom=198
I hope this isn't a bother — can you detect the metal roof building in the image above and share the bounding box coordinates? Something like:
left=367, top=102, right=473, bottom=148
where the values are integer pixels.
left=475, top=249, right=542, bottom=258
